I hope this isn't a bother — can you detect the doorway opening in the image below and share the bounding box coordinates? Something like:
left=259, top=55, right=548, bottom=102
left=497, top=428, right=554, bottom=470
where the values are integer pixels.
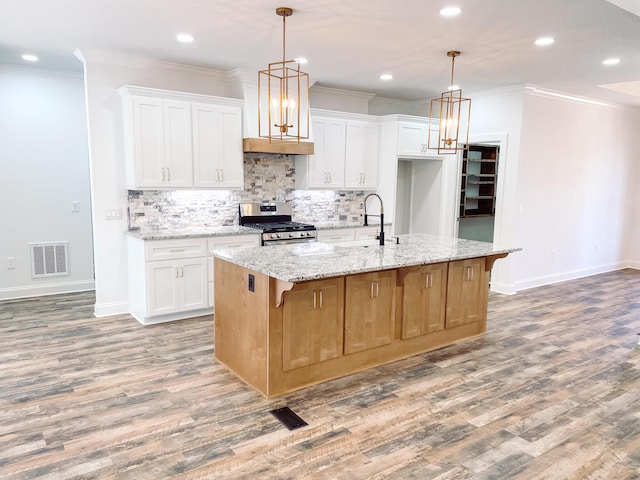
left=457, top=144, right=499, bottom=243
left=394, top=158, right=444, bottom=236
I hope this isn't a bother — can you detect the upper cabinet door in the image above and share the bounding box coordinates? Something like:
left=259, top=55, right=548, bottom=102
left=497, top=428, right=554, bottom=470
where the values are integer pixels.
left=192, top=103, right=244, bottom=189
left=324, top=119, right=347, bottom=188
left=132, top=97, right=165, bottom=188
left=298, top=117, right=346, bottom=189
left=215, top=106, right=244, bottom=189
left=397, top=122, right=429, bottom=157
left=163, top=100, right=193, bottom=187
left=344, top=120, right=379, bottom=190
left=306, top=119, right=328, bottom=187
left=191, top=103, right=220, bottom=188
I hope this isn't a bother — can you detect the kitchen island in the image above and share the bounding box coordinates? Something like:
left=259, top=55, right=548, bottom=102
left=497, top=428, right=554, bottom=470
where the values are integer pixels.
left=212, top=233, right=519, bottom=397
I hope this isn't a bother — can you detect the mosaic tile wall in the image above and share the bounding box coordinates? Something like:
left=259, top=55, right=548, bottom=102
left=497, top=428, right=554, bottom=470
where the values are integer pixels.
left=128, top=153, right=370, bottom=233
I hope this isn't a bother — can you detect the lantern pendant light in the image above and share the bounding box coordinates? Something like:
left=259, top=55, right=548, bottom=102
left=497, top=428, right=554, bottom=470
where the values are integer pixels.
left=258, top=7, right=310, bottom=143
left=428, top=51, right=471, bottom=154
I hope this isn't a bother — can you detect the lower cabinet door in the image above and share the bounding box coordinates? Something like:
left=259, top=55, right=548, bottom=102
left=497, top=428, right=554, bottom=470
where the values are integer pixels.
left=445, top=257, right=486, bottom=328
left=180, top=257, right=208, bottom=311
left=282, top=278, right=344, bottom=371
left=147, top=257, right=208, bottom=316
left=147, top=260, right=181, bottom=316
left=344, top=270, right=396, bottom=354
left=401, top=263, right=447, bottom=339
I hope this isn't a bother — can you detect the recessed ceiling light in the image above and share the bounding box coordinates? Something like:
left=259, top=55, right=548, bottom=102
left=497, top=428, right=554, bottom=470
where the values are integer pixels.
left=602, top=57, right=620, bottom=65
left=295, top=57, right=308, bottom=65
left=380, top=74, right=393, bottom=81
left=534, top=36, right=555, bottom=46
left=22, top=54, right=38, bottom=62
left=176, top=33, right=194, bottom=43
left=440, top=6, right=462, bottom=17
left=448, top=84, right=460, bottom=91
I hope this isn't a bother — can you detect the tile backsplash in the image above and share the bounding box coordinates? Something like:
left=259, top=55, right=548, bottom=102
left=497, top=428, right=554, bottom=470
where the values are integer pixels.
left=128, top=153, right=371, bottom=233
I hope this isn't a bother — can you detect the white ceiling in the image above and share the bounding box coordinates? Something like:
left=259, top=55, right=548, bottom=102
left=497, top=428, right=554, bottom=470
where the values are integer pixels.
left=2, top=0, right=640, bottom=106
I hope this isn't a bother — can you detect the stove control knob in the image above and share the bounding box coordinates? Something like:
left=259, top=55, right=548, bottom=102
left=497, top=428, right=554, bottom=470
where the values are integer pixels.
left=289, top=232, right=295, bottom=237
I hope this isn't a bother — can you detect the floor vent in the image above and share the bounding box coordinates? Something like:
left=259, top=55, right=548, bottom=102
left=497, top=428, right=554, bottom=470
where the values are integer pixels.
left=270, top=407, right=308, bottom=431
left=30, top=242, right=69, bottom=278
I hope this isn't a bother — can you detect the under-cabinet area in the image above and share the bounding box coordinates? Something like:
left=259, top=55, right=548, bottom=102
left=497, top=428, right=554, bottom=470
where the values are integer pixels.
left=213, top=234, right=515, bottom=397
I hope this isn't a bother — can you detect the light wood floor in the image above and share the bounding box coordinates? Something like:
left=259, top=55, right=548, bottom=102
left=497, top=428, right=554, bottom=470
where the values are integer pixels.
left=2, top=269, right=640, bottom=479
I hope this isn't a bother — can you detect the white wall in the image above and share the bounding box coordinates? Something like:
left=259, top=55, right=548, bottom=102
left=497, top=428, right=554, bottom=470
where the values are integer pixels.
left=0, top=66, right=94, bottom=299
left=77, top=52, right=238, bottom=316
left=468, top=86, right=526, bottom=293
left=623, top=108, right=640, bottom=268
left=471, top=85, right=640, bottom=292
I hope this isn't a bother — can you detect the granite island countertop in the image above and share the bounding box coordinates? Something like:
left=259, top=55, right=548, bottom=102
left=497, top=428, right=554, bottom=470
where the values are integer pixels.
left=213, top=233, right=520, bottom=283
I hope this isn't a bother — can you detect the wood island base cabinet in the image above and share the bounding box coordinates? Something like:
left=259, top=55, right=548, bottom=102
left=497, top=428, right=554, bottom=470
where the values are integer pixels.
left=214, top=254, right=506, bottom=398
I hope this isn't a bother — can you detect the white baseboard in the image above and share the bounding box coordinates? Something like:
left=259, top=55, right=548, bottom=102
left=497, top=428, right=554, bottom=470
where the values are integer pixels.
left=490, top=281, right=518, bottom=295
left=94, top=301, right=130, bottom=317
left=626, top=260, right=640, bottom=270
left=515, top=261, right=627, bottom=291
left=0, top=280, right=95, bottom=301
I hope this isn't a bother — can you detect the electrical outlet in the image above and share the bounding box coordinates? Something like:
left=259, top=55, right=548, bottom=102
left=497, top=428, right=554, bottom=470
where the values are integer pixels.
left=7, top=257, right=16, bottom=269
left=248, top=274, right=255, bottom=292
left=71, top=200, right=80, bottom=212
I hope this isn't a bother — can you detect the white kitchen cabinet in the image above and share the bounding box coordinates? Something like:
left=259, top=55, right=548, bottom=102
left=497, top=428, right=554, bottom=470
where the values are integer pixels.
left=119, top=86, right=244, bottom=190
left=397, top=121, right=438, bottom=158
left=207, top=234, right=260, bottom=308
left=127, top=236, right=210, bottom=325
left=297, top=117, right=346, bottom=189
left=296, top=109, right=380, bottom=190
left=192, top=103, right=244, bottom=189
left=344, top=120, right=379, bottom=190
left=126, top=97, right=193, bottom=188
left=317, top=228, right=356, bottom=244
left=146, top=256, right=208, bottom=317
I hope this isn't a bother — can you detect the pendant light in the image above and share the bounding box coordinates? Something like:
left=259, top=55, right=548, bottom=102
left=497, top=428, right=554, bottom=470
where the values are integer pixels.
left=428, top=51, right=471, bottom=154
left=258, top=7, right=310, bottom=143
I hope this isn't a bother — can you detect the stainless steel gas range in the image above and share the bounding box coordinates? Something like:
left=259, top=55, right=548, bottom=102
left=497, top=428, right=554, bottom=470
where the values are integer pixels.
left=239, top=202, right=317, bottom=246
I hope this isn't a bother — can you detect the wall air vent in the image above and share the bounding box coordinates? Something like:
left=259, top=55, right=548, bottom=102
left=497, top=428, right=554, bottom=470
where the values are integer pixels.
left=30, top=242, right=69, bottom=278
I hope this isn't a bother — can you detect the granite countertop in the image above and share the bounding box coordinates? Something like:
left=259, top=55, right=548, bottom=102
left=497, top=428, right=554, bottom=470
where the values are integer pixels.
left=213, top=233, right=520, bottom=283
left=127, top=222, right=383, bottom=240
left=127, top=225, right=258, bottom=240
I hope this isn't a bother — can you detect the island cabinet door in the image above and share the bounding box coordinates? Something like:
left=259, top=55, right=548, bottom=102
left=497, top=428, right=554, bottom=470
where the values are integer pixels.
left=344, top=270, right=397, bottom=355
left=401, top=263, right=448, bottom=339
left=445, top=257, right=486, bottom=328
left=282, top=278, right=345, bottom=371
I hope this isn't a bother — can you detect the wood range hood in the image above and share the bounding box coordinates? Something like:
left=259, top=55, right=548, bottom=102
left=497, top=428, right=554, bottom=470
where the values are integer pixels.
left=243, top=137, right=314, bottom=155
left=234, top=68, right=314, bottom=156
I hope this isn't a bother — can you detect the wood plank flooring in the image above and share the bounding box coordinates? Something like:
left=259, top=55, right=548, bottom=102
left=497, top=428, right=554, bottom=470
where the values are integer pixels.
left=2, top=269, right=640, bottom=479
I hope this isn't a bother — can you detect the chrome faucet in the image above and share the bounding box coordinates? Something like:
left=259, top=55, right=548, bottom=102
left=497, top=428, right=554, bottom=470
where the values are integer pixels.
left=363, top=193, right=385, bottom=246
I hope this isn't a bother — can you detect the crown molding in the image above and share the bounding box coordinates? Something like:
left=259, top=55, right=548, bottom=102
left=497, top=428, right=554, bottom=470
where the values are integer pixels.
left=75, top=49, right=234, bottom=83
left=524, top=85, right=624, bottom=109
left=0, top=63, right=83, bottom=79
left=310, top=85, right=375, bottom=101
left=117, top=85, right=243, bottom=106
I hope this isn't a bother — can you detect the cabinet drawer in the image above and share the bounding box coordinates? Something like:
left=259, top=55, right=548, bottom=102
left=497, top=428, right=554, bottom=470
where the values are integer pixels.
left=354, top=227, right=380, bottom=241
left=317, top=229, right=355, bottom=243
left=207, top=234, right=260, bottom=251
left=145, top=238, right=207, bottom=261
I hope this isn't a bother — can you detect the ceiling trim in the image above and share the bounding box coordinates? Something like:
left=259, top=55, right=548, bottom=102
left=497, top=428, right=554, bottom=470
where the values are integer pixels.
left=524, top=85, right=624, bottom=109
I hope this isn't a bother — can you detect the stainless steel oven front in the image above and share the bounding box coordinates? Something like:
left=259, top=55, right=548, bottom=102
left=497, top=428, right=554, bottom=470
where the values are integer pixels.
left=261, top=230, right=318, bottom=246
